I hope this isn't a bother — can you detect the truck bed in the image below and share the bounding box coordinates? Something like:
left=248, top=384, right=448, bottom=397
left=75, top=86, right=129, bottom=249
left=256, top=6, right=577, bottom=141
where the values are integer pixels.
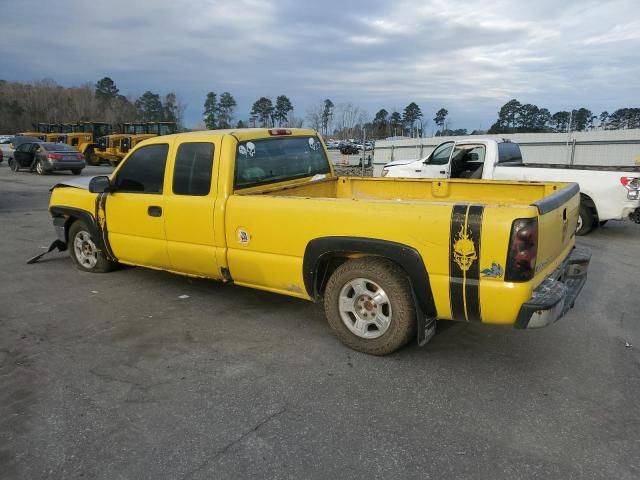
left=245, top=176, right=572, bottom=208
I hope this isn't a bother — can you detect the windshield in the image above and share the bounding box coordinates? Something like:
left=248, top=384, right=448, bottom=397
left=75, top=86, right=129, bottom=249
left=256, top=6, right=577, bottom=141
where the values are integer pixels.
left=158, top=124, right=176, bottom=135
left=94, top=124, right=110, bottom=137
left=124, top=124, right=146, bottom=134
left=234, top=136, right=330, bottom=189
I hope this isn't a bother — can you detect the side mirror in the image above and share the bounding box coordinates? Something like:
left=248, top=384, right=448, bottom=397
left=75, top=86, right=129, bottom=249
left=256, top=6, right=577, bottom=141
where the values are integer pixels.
left=89, top=175, right=113, bottom=193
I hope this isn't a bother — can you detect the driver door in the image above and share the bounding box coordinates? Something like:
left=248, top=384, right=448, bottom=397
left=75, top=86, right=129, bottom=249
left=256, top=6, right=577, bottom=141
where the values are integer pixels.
left=416, top=141, right=455, bottom=179
left=105, top=142, right=172, bottom=269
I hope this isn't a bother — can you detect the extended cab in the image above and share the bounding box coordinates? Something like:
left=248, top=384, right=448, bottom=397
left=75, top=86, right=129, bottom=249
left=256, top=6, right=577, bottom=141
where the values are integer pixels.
left=381, top=138, right=640, bottom=235
left=48, top=129, right=590, bottom=355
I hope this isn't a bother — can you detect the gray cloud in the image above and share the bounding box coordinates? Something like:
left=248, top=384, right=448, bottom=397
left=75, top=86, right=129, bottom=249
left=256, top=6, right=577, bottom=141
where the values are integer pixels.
left=1, top=0, right=638, bottom=130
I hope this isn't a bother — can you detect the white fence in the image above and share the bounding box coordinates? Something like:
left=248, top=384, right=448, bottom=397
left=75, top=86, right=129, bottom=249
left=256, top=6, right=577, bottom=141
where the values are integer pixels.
left=372, top=129, right=640, bottom=177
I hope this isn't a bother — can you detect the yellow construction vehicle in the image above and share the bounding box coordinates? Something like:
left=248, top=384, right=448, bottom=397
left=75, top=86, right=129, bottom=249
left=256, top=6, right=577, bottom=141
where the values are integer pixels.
left=105, top=121, right=177, bottom=166
left=95, top=122, right=147, bottom=166
left=56, top=122, right=111, bottom=165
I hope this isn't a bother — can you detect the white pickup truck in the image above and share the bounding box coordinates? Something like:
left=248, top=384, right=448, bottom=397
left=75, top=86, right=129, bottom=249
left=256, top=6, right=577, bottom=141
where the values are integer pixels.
left=381, top=138, right=640, bottom=235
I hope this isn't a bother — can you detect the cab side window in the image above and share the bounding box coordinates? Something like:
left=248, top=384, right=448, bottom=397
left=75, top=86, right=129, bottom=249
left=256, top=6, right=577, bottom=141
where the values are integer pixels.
left=172, top=142, right=214, bottom=196
left=114, top=144, right=168, bottom=193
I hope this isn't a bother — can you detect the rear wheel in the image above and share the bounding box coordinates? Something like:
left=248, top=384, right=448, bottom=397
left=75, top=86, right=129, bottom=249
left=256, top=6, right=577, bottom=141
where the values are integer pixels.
left=68, top=220, right=116, bottom=273
left=576, top=204, right=595, bottom=236
left=8, top=158, right=19, bottom=172
left=324, top=257, right=415, bottom=355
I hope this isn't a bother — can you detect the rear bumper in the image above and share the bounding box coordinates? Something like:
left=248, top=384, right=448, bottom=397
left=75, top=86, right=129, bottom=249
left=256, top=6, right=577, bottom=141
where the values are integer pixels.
left=514, top=246, right=591, bottom=329
left=45, top=159, right=86, bottom=171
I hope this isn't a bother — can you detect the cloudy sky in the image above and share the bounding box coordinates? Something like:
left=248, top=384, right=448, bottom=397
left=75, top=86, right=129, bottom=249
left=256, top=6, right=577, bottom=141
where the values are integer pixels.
left=1, top=0, right=639, bottom=131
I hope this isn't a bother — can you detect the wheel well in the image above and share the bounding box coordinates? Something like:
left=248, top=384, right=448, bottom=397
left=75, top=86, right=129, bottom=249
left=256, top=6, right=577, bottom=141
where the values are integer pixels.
left=303, top=237, right=437, bottom=319
left=580, top=193, right=598, bottom=220
left=63, top=216, right=78, bottom=242
left=314, top=253, right=363, bottom=297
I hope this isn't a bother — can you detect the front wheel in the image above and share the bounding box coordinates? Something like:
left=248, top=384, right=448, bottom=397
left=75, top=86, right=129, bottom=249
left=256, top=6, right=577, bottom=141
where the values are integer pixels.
left=84, top=146, right=100, bottom=166
left=8, top=158, right=19, bottom=172
left=324, top=257, right=415, bottom=355
left=35, top=159, right=47, bottom=175
left=68, top=220, right=117, bottom=273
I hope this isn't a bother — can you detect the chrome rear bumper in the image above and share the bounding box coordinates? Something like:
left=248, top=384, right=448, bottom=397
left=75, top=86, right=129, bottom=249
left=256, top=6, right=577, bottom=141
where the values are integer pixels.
left=514, top=246, right=591, bottom=329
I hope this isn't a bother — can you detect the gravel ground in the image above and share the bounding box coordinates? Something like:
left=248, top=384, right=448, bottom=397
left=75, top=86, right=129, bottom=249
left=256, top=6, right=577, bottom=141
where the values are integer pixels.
left=1, top=164, right=639, bottom=479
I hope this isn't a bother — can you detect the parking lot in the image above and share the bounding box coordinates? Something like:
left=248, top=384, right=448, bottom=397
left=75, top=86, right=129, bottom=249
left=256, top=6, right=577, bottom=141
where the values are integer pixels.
left=1, top=164, right=639, bottom=479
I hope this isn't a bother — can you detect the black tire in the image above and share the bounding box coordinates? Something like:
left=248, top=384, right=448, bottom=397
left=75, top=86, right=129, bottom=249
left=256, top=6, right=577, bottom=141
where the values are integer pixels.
left=576, top=204, right=595, bottom=236
left=84, top=146, right=100, bottom=166
left=8, top=158, right=19, bottom=172
left=71, top=168, right=82, bottom=175
left=323, top=257, right=415, bottom=355
left=68, top=220, right=116, bottom=273
left=35, top=159, right=47, bottom=175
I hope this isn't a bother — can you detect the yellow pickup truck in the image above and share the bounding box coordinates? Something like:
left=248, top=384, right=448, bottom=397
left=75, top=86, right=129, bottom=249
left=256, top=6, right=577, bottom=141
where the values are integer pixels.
left=46, top=128, right=590, bottom=355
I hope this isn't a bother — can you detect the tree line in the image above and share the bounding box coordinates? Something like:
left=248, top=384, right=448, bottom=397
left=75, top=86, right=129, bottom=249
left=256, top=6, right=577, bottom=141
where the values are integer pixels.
left=487, top=99, right=640, bottom=134
left=0, top=77, right=185, bottom=134
left=3, top=77, right=639, bottom=138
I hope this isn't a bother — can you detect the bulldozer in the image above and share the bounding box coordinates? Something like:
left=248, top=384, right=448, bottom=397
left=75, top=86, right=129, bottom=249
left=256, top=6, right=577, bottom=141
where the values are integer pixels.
left=103, top=121, right=177, bottom=166
left=56, top=122, right=111, bottom=165
left=94, top=122, right=147, bottom=166
left=16, top=123, right=48, bottom=141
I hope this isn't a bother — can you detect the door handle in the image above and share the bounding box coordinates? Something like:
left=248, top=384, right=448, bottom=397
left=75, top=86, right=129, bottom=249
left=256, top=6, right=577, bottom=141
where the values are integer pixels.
left=439, top=170, right=446, bottom=174
left=147, top=206, right=162, bottom=217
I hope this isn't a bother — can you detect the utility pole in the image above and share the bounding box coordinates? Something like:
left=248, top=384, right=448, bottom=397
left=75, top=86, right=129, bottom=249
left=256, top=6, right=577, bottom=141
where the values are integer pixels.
left=361, top=129, right=366, bottom=177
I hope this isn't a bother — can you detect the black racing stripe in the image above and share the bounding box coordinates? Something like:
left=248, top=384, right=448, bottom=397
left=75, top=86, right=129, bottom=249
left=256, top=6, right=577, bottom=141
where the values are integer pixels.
left=465, top=205, right=484, bottom=322
left=449, top=204, right=467, bottom=322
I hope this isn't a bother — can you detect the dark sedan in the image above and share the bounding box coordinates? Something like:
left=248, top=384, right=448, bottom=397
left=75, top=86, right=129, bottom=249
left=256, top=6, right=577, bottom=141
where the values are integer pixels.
left=340, top=144, right=361, bottom=155
left=9, top=142, right=86, bottom=175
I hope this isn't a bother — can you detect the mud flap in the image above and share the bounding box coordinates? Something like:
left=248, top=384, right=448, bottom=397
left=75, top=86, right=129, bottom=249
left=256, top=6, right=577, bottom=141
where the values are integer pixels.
left=417, top=316, right=437, bottom=346
left=413, top=288, right=437, bottom=347
left=26, top=240, right=67, bottom=264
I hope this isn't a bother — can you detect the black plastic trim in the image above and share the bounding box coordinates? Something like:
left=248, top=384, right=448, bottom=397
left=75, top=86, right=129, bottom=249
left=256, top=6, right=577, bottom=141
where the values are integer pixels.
left=50, top=206, right=100, bottom=245
left=302, top=236, right=437, bottom=318
left=532, top=183, right=579, bottom=215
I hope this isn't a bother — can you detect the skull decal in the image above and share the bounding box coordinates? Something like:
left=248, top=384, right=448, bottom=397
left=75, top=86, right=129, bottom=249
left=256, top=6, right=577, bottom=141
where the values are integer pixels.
left=308, top=137, right=319, bottom=150
left=238, top=145, right=247, bottom=156
left=453, top=224, right=477, bottom=272
left=246, top=142, right=256, bottom=157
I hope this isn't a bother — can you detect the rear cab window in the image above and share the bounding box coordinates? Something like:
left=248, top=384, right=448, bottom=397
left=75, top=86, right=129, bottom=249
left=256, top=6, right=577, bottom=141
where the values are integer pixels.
left=172, top=142, right=214, bottom=196
left=234, top=136, right=330, bottom=189
left=497, top=142, right=523, bottom=165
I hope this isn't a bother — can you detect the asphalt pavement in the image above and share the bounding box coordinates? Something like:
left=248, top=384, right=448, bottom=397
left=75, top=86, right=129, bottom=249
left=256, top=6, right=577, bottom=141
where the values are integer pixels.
left=1, top=164, right=639, bottom=479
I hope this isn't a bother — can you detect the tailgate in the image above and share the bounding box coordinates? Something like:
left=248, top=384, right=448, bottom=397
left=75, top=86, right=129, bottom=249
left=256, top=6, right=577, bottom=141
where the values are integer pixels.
left=532, top=183, right=580, bottom=283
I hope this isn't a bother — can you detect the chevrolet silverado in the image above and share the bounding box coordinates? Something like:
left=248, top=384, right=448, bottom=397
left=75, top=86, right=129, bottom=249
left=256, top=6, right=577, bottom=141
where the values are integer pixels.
left=46, top=128, right=590, bottom=355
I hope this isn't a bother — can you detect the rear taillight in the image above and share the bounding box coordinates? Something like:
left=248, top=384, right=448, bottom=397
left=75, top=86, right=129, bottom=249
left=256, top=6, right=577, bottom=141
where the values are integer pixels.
left=505, top=218, right=538, bottom=282
left=76, top=153, right=84, bottom=160
left=47, top=153, right=63, bottom=160
left=621, top=176, right=640, bottom=200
